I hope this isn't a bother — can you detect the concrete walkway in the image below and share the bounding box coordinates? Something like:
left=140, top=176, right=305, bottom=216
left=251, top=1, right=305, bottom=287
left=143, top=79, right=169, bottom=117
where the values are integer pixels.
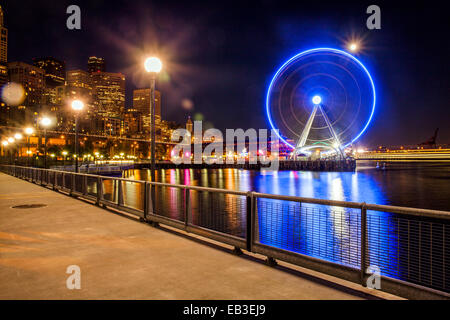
left=0, top=173, right=400, bottom=299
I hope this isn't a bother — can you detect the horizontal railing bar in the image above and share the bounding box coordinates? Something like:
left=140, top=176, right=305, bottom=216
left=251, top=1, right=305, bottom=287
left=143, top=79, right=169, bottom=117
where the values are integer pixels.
left=365, top=203, right=450, bottom=220
left=2, top=164, right=450, bottom=299
left=253, top=192, right=364, bottom=209
left=2, top=164, right=450, bottom=219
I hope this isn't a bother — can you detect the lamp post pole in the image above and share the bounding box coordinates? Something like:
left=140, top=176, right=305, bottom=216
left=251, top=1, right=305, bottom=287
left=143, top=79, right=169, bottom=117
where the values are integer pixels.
left=27, top=135, right=30, bottom=166
left=75, top=114, right=79, bottom=173
left=44, top=128, right=48, bottom=169
left=150, top=73, right=156, bottom=183
left=71, top=100, right=84, bottom=173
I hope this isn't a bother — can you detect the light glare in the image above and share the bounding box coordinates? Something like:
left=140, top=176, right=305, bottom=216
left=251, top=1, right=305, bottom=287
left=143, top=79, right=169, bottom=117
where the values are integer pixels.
left=312, top=95, right=322, bottom=105
left=72, top=99, right=84, bottom=111
left=144, top=57, right=163, bottom=73
left=41, top=117, right=51, bottom=127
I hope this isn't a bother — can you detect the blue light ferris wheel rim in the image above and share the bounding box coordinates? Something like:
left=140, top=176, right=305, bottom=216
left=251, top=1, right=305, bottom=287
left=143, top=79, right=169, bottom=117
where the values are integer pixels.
left=265, top=47, right=376, bottom=149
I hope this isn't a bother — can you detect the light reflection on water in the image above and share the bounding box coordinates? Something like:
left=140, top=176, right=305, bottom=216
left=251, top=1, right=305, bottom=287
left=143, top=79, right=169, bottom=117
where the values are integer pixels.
left=113, top=161, right=450, bottom=291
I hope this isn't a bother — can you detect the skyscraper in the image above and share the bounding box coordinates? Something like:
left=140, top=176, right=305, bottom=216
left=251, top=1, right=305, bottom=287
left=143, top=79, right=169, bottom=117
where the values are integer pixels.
left=66, top=69, right=92, bottom=103
left=33, top=57, right=65, bottom=88
left=0, top=6, right=8, bottom=88
left=87, top=56, right=105, bottom=73
left=133, top=88, right=161, bottom=135
left=0, top=5, right=7, bottom=64
left=91, top=71, right=125, bottom=118
left=7, top=61, right=45, bottom=124
left=132, top=88, right=161, bottom=117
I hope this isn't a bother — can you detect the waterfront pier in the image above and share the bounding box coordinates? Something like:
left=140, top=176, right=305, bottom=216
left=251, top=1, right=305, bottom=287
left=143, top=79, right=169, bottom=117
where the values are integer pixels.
left=1, top=165, right=449, bottom=300
left=0, top=171, right=392, bottom=300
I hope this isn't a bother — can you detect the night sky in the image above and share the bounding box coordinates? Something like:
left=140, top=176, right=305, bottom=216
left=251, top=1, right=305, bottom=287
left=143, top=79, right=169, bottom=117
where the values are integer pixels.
left=2, top=0, right=449, bottom=147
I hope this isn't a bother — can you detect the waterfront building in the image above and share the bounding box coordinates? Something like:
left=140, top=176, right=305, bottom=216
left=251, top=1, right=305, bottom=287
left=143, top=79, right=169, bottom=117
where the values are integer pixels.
left=32, top=57, right=65, bottom=88
left=123, top=108, right=143, bottom=136
left=133, top=88, right=161, bottom=135
left=87, top=56, right=105, bottom=73
left=90, top=71, right=125, bottom=119
left=7, top=61, right=45, bottom=125
left=0, top=6, right=8, bottom=87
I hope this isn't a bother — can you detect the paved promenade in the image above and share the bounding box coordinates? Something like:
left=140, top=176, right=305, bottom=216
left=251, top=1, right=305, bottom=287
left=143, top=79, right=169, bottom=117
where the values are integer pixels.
left=0, top=173, right=400, bottom=299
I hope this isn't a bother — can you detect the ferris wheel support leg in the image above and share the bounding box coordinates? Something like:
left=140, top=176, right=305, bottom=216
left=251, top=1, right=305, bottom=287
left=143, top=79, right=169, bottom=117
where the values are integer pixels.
left=293, top=105, right=319, bottom=157
left=319, top=105, right=345, bottom=158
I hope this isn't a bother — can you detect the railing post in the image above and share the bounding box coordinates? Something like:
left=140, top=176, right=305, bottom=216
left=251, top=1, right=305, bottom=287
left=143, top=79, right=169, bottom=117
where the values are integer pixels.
left=360, top=202, right=367, bottom=285
left=246, top=191, right=255, bottom=252
left=117, top=180, right=124, bottom=206
left=96, top=177, right=103, bottom=205
left=53, top=171, right=57, bottom=190
left=143, top=182, right=149, bottom=220
left=70, top=173, right=75, bottom=196
left=83, top=175, right=88, bottom=195
left=148, top=183, right=154, bottom=215
left=184, top=188, right=190, bottom=229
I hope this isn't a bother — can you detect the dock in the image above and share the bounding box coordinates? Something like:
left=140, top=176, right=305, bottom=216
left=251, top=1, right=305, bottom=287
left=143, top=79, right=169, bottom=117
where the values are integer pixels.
left=0, top=172, right=395, bottom=299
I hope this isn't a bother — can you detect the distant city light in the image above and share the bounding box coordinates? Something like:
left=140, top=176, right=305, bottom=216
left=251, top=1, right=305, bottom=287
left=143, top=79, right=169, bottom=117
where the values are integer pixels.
left=2, top=141, right=8, bottom=146
left=14, top=133, right=23, bottom=140
left=312, top=95, right=322, bottom=105
left=71, top=99, right=84, bottom=111
left=40, top=117, right=51, bottom=127
left=7, top=137, right=14, bottom=143
left=144, top=57, right=163, bottom=73
left=24, top=127, right=34, bottom=135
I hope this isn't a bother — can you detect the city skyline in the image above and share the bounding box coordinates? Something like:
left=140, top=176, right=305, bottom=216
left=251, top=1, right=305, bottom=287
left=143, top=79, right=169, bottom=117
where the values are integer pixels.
left=1, top=0, right=449, bottom=147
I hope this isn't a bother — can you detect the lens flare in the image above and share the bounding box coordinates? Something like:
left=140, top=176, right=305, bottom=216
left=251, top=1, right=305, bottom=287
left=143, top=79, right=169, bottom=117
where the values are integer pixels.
left=1, top=82, right=25, bottom=106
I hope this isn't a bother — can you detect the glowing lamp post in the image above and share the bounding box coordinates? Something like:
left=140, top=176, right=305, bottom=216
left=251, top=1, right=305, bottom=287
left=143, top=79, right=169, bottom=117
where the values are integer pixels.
left=12, top=133, right=22, bottom=164
left=24, top=127, right=34, bottom=167
left=1, top=140, right=8, bottom=161
left=62, top=151, right=68, bottom=167
left=40, top=117, right=51, bottom=169
left=72, top=100, right=84, bottom=173
left=144, top=57, right=162, bottom=184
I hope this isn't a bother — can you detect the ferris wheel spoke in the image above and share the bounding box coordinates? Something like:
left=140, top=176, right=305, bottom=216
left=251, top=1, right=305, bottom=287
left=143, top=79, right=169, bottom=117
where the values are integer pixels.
left=319, top=105, right=344, bottom=157
left=294, top=104, right=318, bottom=155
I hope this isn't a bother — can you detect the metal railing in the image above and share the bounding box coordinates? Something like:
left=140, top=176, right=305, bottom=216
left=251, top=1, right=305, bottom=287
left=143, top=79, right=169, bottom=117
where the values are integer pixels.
left=1, top=165, right=449, bottom=300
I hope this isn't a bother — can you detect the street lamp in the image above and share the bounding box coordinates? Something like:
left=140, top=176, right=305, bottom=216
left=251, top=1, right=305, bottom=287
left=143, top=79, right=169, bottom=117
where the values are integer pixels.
left=62, top=151, right=68, bottom=168
left=40, top=116, right=51, bottom=169
left=13, top=133, right=23, bottom=162
left=24, top=127, right=34, bottom=167
left=71, top=99, right=84, bottom=173
left=144, top=56, right=162, bottom=184
left=1, top=140, right=8, bottom=161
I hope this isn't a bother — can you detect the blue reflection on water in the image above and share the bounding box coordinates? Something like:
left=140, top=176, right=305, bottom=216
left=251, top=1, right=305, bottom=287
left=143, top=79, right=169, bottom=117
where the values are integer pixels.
left=122, top=166, right=449, bottom=292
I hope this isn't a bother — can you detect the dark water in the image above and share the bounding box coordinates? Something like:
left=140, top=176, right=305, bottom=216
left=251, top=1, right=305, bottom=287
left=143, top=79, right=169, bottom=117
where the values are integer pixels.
left=117, top=161, right=450, bottom=292
left=122, top=161, right=450, bottom=211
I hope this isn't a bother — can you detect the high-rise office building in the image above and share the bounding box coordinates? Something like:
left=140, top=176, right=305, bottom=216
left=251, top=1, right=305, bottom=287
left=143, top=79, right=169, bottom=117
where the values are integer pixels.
left=33, top=57, right=65, bottom=88
left=0, top=6, right=7, bottom=64
left=133, top=88, right=161, bottom=118
left=133, top=88, right=162, bottom=136
left=87, top=56, right=105, bottom=73
left=66, top=69, right=93, bottom=104
left=7, top=62, right=45, bottom=107
left=123, top=108, right=143, bottom=136
left=0, top=6, right=8, bottom=88
left=7, top=61, right=45, bottom=124
left=90, top=72, right=125, bottom=118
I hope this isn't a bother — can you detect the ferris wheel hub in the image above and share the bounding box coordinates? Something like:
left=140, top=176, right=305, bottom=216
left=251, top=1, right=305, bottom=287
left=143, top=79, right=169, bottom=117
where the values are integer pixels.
left=312, top=95, right=322, bottom=105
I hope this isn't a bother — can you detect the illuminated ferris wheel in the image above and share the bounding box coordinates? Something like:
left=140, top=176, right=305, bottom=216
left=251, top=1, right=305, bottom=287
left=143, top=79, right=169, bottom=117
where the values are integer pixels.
left=266, top=48, right=376, bottom=158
